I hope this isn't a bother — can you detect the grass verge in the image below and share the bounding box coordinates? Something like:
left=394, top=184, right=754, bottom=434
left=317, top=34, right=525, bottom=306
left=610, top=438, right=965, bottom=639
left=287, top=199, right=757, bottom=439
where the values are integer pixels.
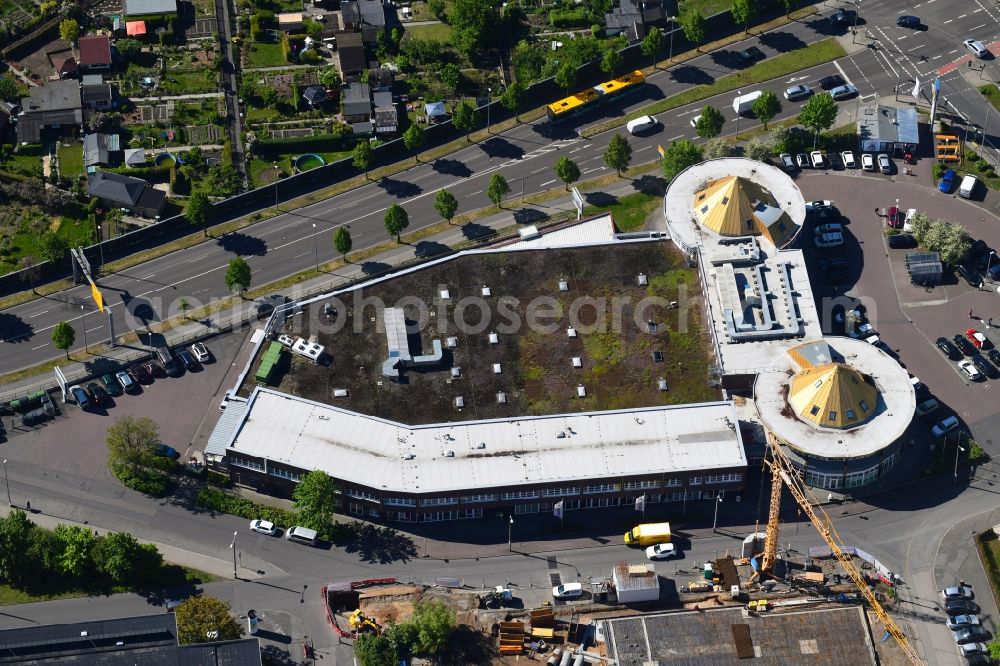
left=0, top=565, right=217, bottom=605
left=584, top=191, right=661, bottom=231
left=976, top=530, right=1000, bottom=606
left=583, top=37, right=845, bottom=138
left=980, top=84, right=1000, bottom=113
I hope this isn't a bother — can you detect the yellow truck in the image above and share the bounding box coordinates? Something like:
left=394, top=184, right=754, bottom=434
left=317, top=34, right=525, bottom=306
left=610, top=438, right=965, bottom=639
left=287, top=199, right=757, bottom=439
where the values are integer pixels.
left=624, top=522, right=671, bottom=547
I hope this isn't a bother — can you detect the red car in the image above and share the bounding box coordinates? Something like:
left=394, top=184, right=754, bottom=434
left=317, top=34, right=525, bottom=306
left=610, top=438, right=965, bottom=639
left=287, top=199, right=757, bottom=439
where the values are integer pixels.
left=130, top=364, right=153, bottom=384
left=886, top=206, right=904, bottom=229
left=966, top=328, right=991, bottom=349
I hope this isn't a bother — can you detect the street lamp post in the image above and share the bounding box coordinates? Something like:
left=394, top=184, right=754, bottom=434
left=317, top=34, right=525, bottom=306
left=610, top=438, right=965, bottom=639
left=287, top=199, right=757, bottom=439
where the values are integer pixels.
left=668, top=17, right=676, bottom=64
left=311, top=223, right=318, bottom=272
left=987, top=251, right=997, bottom=285
left=955, top=443, right=967, bottom=483
left=712, top=495, right=723, bottom=532
left=273, top=163, right=280, bottom=211
left=230, top=531, right=238, bottom=579
left=80, top=305, right=88, bottom=353
left=2, top=459, right=10, bottom=507
left=507, top=515, right=513, bottom=552
left=735, top=90, right=742, bottom=139
left=486, top=87, right=492, bottom=134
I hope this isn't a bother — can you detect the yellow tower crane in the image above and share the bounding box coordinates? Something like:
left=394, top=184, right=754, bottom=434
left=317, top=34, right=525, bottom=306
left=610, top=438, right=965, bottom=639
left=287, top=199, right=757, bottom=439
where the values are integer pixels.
left=758, top=431, right=922, bottom=666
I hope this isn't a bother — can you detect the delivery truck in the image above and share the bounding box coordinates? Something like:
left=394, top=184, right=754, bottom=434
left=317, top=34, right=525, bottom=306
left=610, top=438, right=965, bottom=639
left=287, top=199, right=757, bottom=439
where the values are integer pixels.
left=624, top=522, right=671, bottom=547
left=732, top=90, right=763, bottom=115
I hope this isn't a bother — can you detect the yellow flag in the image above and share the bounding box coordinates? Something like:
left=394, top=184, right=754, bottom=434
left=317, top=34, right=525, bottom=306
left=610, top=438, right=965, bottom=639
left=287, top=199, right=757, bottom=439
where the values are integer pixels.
left=657, top=144, right=665, bottom=158
left=89, top=279, right=105, bottom=313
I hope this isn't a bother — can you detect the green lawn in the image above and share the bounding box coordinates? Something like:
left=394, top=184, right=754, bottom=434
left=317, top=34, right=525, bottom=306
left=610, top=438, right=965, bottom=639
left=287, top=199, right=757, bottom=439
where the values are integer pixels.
left=410, top=0, right=451, bottom=21
left=980, top=84, right=1000, bottom=113
left=0, top=144, right=43, bottom=180
left=191, top=0, right=214, bottom=16
left=158, top=70, right=219, bottom=94
left=57, top=143, right=84, bottom=179
left=403, top=22, right=453, bottom=42
left=584, top=191, right=660, bottom=231
left=680, top=0, right=732, bottom=17
left=246, top=41, right=288, bottom=68
left=248, top=149, right=353, bottom=187
left=583, top=38, right=848, bottom=137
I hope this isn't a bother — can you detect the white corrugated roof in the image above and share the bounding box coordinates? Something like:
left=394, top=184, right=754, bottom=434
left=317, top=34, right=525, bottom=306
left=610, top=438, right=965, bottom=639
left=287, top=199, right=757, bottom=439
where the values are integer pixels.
left=226, top=388, right=746, bottom=494
left=504, top=214, right=617, bottom=250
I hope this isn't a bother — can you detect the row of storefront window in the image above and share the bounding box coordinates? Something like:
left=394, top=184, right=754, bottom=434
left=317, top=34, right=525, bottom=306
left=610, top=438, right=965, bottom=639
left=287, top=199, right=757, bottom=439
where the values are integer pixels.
left=801, top=454, right=896, bottom=490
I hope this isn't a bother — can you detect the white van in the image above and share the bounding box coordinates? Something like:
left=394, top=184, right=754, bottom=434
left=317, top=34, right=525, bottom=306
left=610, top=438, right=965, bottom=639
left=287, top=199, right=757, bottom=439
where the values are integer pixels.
left=959, top=175, right=978, bottom=199
left=732, top=90, right=763, bottom=115
left=625, top=115, right=658, bottom=135
left=286, top=525, right=318, bottom=546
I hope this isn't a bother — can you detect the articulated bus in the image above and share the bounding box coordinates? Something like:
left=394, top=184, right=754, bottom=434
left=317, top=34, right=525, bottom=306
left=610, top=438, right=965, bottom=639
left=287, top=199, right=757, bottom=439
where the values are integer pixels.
left=545, top=70, right=646, bottom=122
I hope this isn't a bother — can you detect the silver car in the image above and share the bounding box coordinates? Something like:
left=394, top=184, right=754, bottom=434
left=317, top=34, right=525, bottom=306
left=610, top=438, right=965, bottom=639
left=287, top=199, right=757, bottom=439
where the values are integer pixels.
left=784, top=84, right=812, bottom=101
left=830, top=84, right=858, bottom=100
left=877, top=153, right=891, bottom=174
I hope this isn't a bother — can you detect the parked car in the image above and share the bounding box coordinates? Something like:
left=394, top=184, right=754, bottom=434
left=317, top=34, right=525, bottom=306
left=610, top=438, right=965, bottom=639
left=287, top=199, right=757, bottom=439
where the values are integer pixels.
left=69, top=385, right=91, bottom=410
left=896, top=15, right=920, bottom=29
left=972, top=355, right=999, bottom=379
left=87, top=382, right=109, bottom=406
left=190, top=342, right=210, bottom=363
left=909, top=374, right=924, bottom=391
left=948, top=615, right=981, bottom=631
left=954, top=334, right=978, bottom=356
left=966, top=328, right=991, bottom=349
left=796, top=153, right=811, bottom=168
left=932, top=416, right=961, bottom=437
left=177, top=349, right=199, bottom=372
left=645, top=543, right=678, bottom=560
left=954, top=627, right=990, bottom=645
left=819, top=74, right=845, bottom=90
left=131, top=364, right=153, bottom=384
left=888, top=234, right=916, bottom=249
left=878, top=153, right=891, bottom=174
left=250, top=519, right=279, bottom=536
left=116, top=370, right=137, bottom=393
left=937, top=337, right=962, bottom=360
left=886, top=206, right=904, bottom=229
left=988, top=349, right=1000, bottom=367
left=959, top=360, right=983, bottom=381
left=740, top=46, right=765, bottom=62
left=779, top=153, right=796, bottom=171
left=552, top=582, right=584, bottom=599
left=830, top=84, right=859, bottom=100
left=848, top=323, right=874, bottom=339
left=101, top=373, right=123, bottom=397
left=815, top=223, right=843, bottom=235
left=939, top=168, right=957, bottom=193
left=145, top=360, right=166, bottom=378
left=154, top=444, right=181, bottom=459
left=810, top=151, right=826, bottom=168
left=815, top=232, right=844, bottom=248
left=831, top=8, right=854, bottom=24
left=864, top=334, right=882, bottom=347
left=820, top=258, right=849, bottom=272
left=964, top=39, right=989, bottom=59
left=861, top=153, right=875, bottom=171
left=947, top=599, right=980, bottom=615
left=784, top=84, right=813, bottom=101
left=915, top=398, right=939, bottom=416
left=689, top=114, right=702, bottom=128
left=943, top=586, right=976, bottom=600
left=806, top=200, right=835, bottom=210
left=959, top=641, right=988, bottom=655
left=840, top=151, right=856, bottom=168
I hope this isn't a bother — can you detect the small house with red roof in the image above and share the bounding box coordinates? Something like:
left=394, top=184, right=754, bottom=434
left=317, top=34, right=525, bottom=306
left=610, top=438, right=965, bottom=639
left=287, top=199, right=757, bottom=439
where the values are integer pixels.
left=77, top=35, right=113, bottom=72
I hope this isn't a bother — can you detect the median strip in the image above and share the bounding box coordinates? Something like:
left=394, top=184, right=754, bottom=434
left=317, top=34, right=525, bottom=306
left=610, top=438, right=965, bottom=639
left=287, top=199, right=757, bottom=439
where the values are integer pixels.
left=582, top=38, right=847, bottom=138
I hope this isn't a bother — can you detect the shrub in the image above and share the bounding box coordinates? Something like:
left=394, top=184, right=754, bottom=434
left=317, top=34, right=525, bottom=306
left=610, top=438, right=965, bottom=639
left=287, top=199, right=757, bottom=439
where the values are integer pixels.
left=254, top=134, right=355, bottom=157
left=207, top=470, right=230, bottom=487
left=549, top=8, right=589, bottom=27
left=977, top=160, right=991, bottom=172
left=111, top=462, right=170, bottom=497
left=967, top=150, right=979, bottom=161
left=932, top=163, right=944, bottom=180
left=196, top=487, right=299, bottom=527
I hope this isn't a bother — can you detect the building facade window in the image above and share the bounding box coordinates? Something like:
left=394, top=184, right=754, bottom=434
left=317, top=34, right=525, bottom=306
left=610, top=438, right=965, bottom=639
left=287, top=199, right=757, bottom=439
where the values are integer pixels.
left=459, top=508, right=483, bottom=519
left=623, top=480, right=661, bottom=490
left=229, top=456, right=264, bottom=472
left=384, top=497, right=417, bottom=507
left=540, top=486, right=580, bottom=497
left=663, top=478, right=682, bottom=488
left=515, top=503, right=540, bottom=514
left=422, top=511, right=456, bottom=522
left=269, top=467, right=302, bottom=482
left=705, top=473, right=743, bottom=484
left=387, top=511, right=415, bottom=522
left=501, top=490, right=540, bottom=500
left=460, top=494, right=498, bottom=503
left=345, top=488, right=380, bottom=502
left=582, top=483, right=619, bottom=494
left=420, top=497, right=458, bottom=507
left=581, top=497, right=621, bottom=509
left=688, top=476, right=702, bottom=486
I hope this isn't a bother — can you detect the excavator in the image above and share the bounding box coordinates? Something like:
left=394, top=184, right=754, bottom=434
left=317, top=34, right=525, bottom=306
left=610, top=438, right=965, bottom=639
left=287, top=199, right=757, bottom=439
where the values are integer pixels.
left=348, top=609, right=381, bottom=635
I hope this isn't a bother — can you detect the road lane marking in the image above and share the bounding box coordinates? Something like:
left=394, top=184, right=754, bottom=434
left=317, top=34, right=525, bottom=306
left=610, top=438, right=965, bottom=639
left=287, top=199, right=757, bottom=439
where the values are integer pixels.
left=959, top=14, right=968, bottom=19
left=465, top=191, right=481, bottom=198
left=944, top=19, right=953, bottom=24
left=667, top=134, right=683, bottom=141
left=931, top=54, right=942, bottom=60
left=86, top=325, right=103, bottom=333
left=31, top=343, right=49, bottom=350
left=636, top=145, right=653, bottom=152
left=539, top=179, right=557, bottom=186
left=974, top=7, right=983, bottom=11
left=834, top=61, right=851, bottom=84
left=29, top=310, right=48, bottom=318
left=582, top=167, right=603, bottom=174
left=292, top=251, right=310, bottom=259
left=972, top=23, right=988, bottom=30
left=530, top=167, right=546, bottom=174
left=187, top=255, right=207, bottom=263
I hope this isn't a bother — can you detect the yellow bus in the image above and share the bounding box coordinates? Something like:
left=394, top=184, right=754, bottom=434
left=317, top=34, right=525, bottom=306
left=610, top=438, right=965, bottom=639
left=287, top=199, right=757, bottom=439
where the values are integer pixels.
left=546, top=70, right=646, bottom=122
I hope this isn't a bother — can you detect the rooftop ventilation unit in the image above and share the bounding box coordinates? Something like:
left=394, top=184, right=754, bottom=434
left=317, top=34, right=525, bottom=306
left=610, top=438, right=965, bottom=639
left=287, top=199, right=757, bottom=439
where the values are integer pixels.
left=577, top=385, right=586, bottom=397
left=567, top=327, right=577, bottom=338
left=496, top=392, right=507, bottom=404
left=444, top=450, right=455, bottom=457
left=446, top=336, right=458, bottom=348
left=334, top=388, right=350, bottom=397
left=475, top=441, right=487, bottom=449
left=403, top=453, right=415, bottom=460
left=440, top=289, right=451, bottom=299
left=559, top=279, right=569, bottom=291
left=489, top=332, right=499, bottom=345
left=518, top=225, right=539, bottom=240
left=451, top=367, right=461, bottom=377
left=658, top=378, right=668, bottom=391
left=493, top=363, right=502, bottom=374
left=637, top=273, right=648, bottom=286
left=482, top=286, right=492, bottom=297
left=572, top=357, right=582, bottom=368
left=278, top=334, right=295, bottom=347
left=454, top=396, right=465, bottom=408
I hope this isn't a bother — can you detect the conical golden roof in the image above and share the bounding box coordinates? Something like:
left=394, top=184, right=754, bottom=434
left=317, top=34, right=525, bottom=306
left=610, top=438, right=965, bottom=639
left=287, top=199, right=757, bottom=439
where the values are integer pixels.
left=788, top=363, right=878, bottom=429
left=692, top=175, right=795, bottom=246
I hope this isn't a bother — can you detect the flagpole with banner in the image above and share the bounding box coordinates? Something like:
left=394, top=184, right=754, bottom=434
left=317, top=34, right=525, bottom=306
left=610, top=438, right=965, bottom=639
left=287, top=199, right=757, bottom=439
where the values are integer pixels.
left=930, top=77, right=940, bottom=127
left=553, top=500, right=564, bottom=527
left=911, top=78, right=920, bottom=103
left=634, top=494, right=645, bottom=519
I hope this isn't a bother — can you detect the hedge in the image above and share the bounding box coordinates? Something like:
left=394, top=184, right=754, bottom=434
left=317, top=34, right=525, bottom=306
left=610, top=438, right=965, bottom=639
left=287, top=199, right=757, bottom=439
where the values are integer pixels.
left=105, top=164, right=173, bottom=180
left=254, top=133, right=356, bottom=156
left=549, top=8, right=590, bottom=28
left=197, top=487, right=299, bottom=527
left=111, top=462, right=171, bottom=497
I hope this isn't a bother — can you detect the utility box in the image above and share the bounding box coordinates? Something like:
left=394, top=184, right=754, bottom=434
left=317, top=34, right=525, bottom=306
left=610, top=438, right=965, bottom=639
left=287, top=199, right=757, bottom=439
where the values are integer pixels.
left=612, top=562, right=659, bottom=604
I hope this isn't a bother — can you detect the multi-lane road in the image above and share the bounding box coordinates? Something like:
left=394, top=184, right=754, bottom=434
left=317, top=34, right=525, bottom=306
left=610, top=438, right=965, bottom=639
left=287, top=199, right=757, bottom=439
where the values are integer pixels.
left=2, top=1, right=999, bottom=377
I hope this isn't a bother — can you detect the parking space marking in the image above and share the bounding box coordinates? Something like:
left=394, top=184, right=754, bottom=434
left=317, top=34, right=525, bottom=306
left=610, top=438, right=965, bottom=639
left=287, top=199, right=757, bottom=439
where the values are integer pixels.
left=959, top=14, right=968, bottom=19
left=972, top=23, right=988, bottom=30
left=944, top=19, right=953, bottom=24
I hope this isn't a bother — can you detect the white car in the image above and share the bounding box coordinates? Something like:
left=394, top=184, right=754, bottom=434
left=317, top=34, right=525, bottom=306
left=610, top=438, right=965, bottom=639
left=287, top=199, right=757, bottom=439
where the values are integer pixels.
left=250, top=519, right=278, bottom=536
left=943, top=585, right=975, bottom=600
left=864, top=334, right=881, bottom=346
left=805, top=200, right=835, bottom=210
left=645, top=543, right=678, bottom=560
left=847, top=323, right=874, bottom=339
left=552, top=582, right=584, bottom=599
left=909, top=375, right=923, bottom=391
left=861, top=153, right=875, bottom=171
left=190, top=342, right=210, bottom=363
left=960, top=643, right=989, bottom=657
left=965, top=39, right=989, bottom=58
left=959, top=360, right=982, bottom=381
left=903, top=208, right=917, bottom=232
left=840, top=151, right=856, bottom=169
left=877, top=153, right=891, bottom=174
left=815, top=232, right=844, bottom=248
left=814, top=223, right=843, bottom=235
left=689, top=114, right=701, bottom=128
left=947, top=615, right=981, bottom=630
left=810, top=151, right=826, bottom=168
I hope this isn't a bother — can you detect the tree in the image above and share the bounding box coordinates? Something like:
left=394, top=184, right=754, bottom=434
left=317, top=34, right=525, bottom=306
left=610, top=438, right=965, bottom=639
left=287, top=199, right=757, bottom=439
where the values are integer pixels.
left=937, top=221, right=972, bottom=266
left=320, top=66, right=342, bottom=89
left=743, top=135, right=773, bottom=162
left=600, top=44, right=623, bottom=76
left=751, top=90, right=781, bottom=129
left=293, top=470, right=340, bottom=536
left=184, top=191, right=213, bottom=236
left=702, top=137, right=736, bottom=159
left=554, top=62, right=577, bottom=93
left=225, top=257, right=252, bottom=296
left=59, top=18, right=79, bottom=43
left=403, top=124, right=425, bottom=161
left=427, top=0, right=446, bottom=20
left=555, top=156, right=581, bottom=190
left=175, top=596, right=244, bottom=645
left=731, top=0, right=758, bottom=33
left=799, top=92, right=838, bottom=148
left=334, top=226, right=352, bottom=261
left=434, top=189, right=459, bottom=224
left=0, top=510, right=34, bottom=586
left=486, top=173, right=510, bottom=207
left=500, top=80, right=527, bottom=120
left=0, top=75, right=17, bottom=101
left=355, top=633, right=398, bottom=666
left=783, top=0, right=796, bottom=17
left=180, top=297, right=190, bottom=318
left=604, top=133, right=633, bottom=176
left=352, top=140, right=373, bottom=178
left=449, top=0, right=501, bottom=59
left=116, top=38, right=142, bottom=60
left=907, top=211, right=933, bottom=244
left=640, top=26, right=664, bottom=69
left=52, top=321, right=75, bottom=359
left=93, top=532, right=142, bottom=585
left=19, top=255, right=39, bottom=293
left=106, top=415, right=159, bottom=476
left=695, top=105, right=725, bottom=139
left=452, top=100, right=477, bottom=139
left=681, top=11, right=706, bottom=49
left=409, top=600, right=456, bottom=655
left=438, top=63, right=461, bottom=93
left=39, top=233, right=68, bottom=265
left=989, top=637, right=1000, bottom=661
left=53, top=525, right=97, bottom=577
left=384, top=203, right=409, bottom=242
left=88, top=111, right=121, bottom=133
left=662, top=139, right=704, bottom=181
